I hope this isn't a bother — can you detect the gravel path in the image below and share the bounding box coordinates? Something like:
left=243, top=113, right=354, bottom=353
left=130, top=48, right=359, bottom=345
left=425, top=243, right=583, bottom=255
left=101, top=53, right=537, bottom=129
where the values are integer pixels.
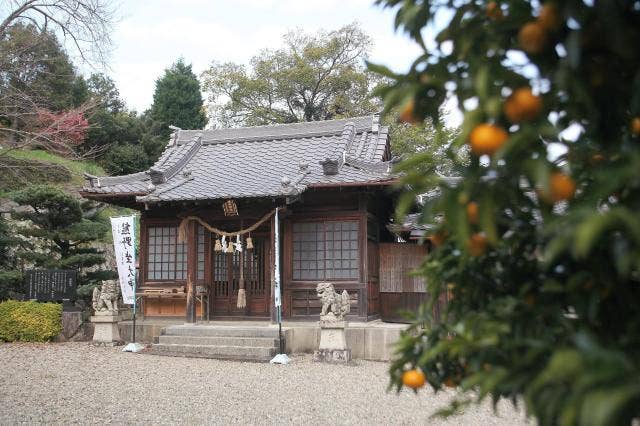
left=0, top=343, right=530, bottom=425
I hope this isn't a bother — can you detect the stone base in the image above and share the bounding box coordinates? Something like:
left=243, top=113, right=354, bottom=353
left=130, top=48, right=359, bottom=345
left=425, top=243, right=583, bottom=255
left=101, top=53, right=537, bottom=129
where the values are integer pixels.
left=94, top=309, right=133, bottom=320
left=90, top=314, right=124, bottom=344
left=313, top=349, right=352, bottom=363
left=318, top=320, right=347, bottom=351
left=314, top=319, right=351, bottom=363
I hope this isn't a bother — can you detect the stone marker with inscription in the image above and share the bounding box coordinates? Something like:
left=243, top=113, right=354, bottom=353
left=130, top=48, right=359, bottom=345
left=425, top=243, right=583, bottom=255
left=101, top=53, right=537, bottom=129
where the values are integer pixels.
left=313, top=282, right=352, bottom=363
left=25, top=269, right=77, bottom=301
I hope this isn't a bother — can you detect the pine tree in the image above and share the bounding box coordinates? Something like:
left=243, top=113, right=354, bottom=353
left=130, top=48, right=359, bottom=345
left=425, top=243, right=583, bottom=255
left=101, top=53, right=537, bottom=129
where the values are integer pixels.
left=10, top=185, right=116, bottom=297
left=150, top=59, right=208, bottom=137
left=0, top=215, right=21, bottom=300
left=372, top=0, right=640, bottom=424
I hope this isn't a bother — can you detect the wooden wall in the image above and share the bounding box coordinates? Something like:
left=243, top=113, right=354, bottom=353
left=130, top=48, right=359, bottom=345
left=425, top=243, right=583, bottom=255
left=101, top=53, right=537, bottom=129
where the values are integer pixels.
left=379, top=243, right=427, bottom=293
left=379, top=243, right=429, bottom=323
left=136, top=188, right=395, bottom=321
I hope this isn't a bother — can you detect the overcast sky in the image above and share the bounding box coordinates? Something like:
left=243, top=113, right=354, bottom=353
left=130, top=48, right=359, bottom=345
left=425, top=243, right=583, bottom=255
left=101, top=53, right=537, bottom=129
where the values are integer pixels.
left=105, top=0, right=426, bottom=114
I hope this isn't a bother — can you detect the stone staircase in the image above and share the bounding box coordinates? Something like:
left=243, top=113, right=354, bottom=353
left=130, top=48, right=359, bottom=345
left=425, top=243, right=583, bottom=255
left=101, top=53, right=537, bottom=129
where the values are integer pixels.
left=148, top=325, right=283, bottom=362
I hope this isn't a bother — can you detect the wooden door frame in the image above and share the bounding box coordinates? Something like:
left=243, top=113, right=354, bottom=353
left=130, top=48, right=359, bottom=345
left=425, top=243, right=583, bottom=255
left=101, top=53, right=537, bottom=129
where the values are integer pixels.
left=209, top=234, right=270, bottom=317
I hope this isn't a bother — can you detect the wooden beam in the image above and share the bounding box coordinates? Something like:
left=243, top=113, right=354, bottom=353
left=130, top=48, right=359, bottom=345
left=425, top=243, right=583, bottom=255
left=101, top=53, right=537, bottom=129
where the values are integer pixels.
left=185, top=220, right=197, bottom=323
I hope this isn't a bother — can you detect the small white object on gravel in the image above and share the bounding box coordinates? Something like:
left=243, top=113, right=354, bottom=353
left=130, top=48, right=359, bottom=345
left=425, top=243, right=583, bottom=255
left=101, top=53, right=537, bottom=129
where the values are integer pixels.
left=0, top=343, right=531, bottom=425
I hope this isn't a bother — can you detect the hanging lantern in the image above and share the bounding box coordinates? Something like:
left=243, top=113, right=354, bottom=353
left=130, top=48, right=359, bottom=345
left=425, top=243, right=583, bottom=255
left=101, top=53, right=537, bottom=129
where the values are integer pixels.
left=214, top=238, right=222, bottom=252
left=223, top=199, right=238, bottom=216
left=246, top=236, right=254, bottom=250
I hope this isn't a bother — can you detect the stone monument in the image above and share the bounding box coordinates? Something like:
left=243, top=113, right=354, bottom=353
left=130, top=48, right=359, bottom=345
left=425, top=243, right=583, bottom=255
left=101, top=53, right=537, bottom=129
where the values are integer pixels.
left=313, top=282, right=351, bottom=363
left=90, top=280, right=129, bottom=345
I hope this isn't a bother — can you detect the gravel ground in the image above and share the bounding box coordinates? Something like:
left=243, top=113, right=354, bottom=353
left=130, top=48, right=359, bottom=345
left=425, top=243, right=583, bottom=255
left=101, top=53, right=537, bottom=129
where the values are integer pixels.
left=0, top=343, right=531, bottom=425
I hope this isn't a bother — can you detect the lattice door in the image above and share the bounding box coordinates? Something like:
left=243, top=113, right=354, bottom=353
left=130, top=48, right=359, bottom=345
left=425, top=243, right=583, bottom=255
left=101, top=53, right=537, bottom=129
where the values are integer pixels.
left=211, top=238, right=268, bottom=315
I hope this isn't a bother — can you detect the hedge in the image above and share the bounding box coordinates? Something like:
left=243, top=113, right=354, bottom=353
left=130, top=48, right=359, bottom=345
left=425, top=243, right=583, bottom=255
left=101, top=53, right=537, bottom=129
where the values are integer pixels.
left=0, top=300, right=62, bottom=342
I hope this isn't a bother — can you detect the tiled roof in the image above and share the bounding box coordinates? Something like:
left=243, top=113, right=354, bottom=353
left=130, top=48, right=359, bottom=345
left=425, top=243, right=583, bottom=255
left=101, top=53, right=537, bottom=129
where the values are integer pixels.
left=82, top=115, right=395, bottom=204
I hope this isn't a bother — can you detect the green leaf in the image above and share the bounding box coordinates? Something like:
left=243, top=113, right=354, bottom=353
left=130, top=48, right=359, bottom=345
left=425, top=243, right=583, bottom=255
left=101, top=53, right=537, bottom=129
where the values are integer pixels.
left=579, top=384, right=640, bottom=426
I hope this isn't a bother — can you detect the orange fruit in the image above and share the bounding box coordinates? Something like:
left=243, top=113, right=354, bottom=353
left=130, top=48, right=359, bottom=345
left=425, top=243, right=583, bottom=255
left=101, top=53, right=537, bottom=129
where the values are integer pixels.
left=467, top=233, right=488, bottom=256
left=469, top=123, right=509, bottom=156
left=402, top=369, right=426, bottom=390
left=430, top=231, right=447, bottom=247
left=486, top=2, right=503, bottom=20
left=538, top=4, right=561, bottom=31
left=549, top=172, right=576, bottom=202
left=518, top=21, right=547, bottom=54
left=631, top=117, right=640, bottom=135
left=503, top=88, right=543, bottom=122
left=466, top=202, right=479, bottom=224
left=398, top=99, right=420, bottom=125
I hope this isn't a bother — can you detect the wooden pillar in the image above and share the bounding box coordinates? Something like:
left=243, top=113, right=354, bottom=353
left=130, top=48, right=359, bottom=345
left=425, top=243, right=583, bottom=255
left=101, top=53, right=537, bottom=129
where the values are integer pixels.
left=185, top=220, right=197, bottom=323
left=358, top=196, right=368, bottom=319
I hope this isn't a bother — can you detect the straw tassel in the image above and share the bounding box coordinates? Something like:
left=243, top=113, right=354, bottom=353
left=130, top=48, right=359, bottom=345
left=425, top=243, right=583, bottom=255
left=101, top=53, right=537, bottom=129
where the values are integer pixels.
left=227, top=240, right=234, bottom=252
left=237, top=288, right=246, bottom=308
left=236, top=249, right=246, bottom=308
left=214, top=238, right=222, bottom=252
left=246, top=236, right=253, bottom=250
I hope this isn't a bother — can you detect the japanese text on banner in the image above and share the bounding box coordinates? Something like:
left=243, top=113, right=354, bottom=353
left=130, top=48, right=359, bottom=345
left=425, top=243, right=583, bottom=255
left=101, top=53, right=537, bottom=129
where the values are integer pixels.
left=110, top=216, right=136, bottom=305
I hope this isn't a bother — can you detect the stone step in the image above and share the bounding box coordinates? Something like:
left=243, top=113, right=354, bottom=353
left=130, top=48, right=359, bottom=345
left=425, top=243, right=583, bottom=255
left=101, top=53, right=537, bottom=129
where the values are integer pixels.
left=162, top=325, right=280, bottom=338
left=157, top=335, right=279, bottom=348
left=149, top=343, right=277, bottom=361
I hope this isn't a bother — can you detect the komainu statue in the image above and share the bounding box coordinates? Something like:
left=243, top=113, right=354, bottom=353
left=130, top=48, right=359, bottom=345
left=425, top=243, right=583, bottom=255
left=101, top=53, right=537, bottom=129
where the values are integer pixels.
left=92, top=280, right=120, bottom=314
left=316, top=282, right=350, bottom=320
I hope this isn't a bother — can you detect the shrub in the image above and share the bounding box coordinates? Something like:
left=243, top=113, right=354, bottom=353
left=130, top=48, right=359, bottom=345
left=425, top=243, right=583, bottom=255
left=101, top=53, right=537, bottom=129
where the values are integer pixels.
left=0, top=300, right=62, bottom=342
left=0, top=271, right=23, bottom=301
left=102, top=144, right=150, bottom=175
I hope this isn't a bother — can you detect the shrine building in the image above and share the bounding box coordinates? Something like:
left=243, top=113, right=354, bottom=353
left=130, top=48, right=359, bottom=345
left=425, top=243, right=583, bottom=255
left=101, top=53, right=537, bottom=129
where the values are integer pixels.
left=81, top=115, right=427, bottom=324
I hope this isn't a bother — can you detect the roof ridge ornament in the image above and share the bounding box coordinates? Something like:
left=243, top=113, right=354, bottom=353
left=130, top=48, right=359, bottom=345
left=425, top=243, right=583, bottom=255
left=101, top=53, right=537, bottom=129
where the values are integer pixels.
left=168, top=125, right=182, bottom=147
left=372, top=114, right=380, bottom=133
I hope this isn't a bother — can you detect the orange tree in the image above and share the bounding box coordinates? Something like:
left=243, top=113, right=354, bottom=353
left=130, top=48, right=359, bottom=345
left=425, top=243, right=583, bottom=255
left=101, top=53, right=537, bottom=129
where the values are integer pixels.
left=370, top=1, right=640, bottom=424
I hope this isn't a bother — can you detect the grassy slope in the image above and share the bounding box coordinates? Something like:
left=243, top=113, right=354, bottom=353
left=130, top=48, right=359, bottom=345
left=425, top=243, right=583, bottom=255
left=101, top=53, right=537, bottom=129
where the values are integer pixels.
left=1, top=149, right=132, bottom=243
left=4, top=149, right=106, bottom=187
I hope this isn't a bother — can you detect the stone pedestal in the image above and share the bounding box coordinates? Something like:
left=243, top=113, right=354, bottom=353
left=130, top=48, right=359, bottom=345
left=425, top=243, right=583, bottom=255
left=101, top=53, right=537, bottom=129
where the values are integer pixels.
left=313, top=318, right=351, bottom=363
left=90, top=310, right=131, bottom=345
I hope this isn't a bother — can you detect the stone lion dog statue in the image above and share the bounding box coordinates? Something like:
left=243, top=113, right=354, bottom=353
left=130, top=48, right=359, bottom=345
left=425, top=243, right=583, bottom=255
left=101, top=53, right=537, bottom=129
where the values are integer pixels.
left=316, top=282, right=350, bottom=320
left=92, top=279, right=120, bottom=314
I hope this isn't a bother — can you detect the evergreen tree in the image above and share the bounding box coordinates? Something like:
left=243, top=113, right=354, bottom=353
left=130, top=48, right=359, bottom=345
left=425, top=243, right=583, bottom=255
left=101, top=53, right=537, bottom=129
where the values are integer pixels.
left=0, top=24, right=89, bottom=136
left=201, top=23, right=380, bottom=127
left=85, top=73, right=142, bottom=151
left=0, top=215, right=21, bottom=300
left=150, top=59, right=207, bottom=137
left=103, top=144, right=149, bottom=175
left=373, top=0, right=640, bottom=423
left=10, top=185, right=116, bottom=297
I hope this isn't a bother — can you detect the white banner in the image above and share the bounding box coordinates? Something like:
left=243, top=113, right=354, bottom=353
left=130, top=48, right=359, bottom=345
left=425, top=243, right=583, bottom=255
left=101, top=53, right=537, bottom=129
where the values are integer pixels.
left=274, top=207, right=281, bottom=308
left=111, top=216, right=136, bottom=305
